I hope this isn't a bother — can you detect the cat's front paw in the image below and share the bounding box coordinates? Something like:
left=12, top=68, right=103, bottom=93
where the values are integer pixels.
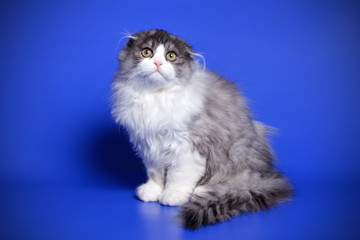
left=136, top=181, right=163, bottom=202
left=159, top=188, right=191, bottom=206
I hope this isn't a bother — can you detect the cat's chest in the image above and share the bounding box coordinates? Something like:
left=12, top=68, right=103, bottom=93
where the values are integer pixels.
left=120, top=86, right=203, bottom=134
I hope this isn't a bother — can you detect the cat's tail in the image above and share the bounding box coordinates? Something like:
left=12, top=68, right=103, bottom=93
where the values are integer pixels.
left=179, top=171, right=293, bottom=230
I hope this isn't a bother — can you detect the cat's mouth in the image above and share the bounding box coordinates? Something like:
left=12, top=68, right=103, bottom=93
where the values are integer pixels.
left=151, top=70, right=165, bottom=78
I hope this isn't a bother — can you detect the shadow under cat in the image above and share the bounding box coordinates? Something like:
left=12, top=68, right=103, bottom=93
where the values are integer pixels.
left=87, top=121, right=146, bottom=189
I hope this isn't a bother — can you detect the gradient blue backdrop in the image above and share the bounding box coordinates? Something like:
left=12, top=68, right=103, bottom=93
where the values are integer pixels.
left=1, top=0, right=360, bottom=239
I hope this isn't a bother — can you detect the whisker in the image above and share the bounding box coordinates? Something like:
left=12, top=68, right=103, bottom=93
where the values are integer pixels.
left=190, top=51, right=206, bottom=71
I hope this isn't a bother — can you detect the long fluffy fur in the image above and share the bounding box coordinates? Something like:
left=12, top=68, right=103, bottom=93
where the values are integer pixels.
left=181, top=171, right=292, bottom=230
left=180, top=72, right=293, bottom=229
left=111, top=29, right=293, bottom=230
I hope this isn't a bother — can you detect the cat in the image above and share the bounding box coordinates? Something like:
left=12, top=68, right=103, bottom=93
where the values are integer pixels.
left=111, top=29, right=293, bottom=230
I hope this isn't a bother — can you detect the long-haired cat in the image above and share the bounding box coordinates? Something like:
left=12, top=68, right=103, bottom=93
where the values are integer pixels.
left=111, top=29, right=293, bottom=230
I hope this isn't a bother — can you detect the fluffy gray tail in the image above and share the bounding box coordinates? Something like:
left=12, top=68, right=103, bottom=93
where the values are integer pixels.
left=179, top=171, right=293, bottom=230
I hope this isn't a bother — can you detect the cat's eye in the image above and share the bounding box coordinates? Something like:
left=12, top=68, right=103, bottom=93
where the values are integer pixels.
left=166, top=51, right=177, bottom=62
left=141, top=48, right=153, bottom=58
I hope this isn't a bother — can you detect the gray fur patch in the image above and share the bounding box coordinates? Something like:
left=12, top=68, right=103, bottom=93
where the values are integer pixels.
left=183, top=71, right=293, bottom=229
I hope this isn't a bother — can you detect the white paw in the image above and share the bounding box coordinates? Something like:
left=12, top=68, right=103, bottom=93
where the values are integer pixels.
left=159, top=188, right=191, bottom=206
left=136, top=181, right=163, bottom=202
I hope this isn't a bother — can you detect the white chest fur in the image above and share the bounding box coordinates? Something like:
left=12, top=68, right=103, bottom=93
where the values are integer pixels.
left=112, top=78, right=206, bottom=166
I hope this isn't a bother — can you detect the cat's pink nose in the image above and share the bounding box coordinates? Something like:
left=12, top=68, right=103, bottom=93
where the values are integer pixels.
left=154, top=61, right=163, bottom=69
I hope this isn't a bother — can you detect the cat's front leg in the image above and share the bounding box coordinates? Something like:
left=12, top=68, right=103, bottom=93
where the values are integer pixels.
left=159, top=148, right=206, bottom=206
left=136, top=169, right=164, bottom=202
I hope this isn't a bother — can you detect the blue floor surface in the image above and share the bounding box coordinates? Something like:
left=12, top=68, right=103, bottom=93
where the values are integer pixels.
left=1, top=180, right=359, bottom=240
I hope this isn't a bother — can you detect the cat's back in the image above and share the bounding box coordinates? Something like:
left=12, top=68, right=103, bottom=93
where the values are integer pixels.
left=198, top=71, right=250, bottom=120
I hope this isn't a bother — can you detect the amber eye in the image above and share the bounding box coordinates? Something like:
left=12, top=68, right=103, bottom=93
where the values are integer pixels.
left=141, top=48, right=153, bottom=58
left=166, top=51, right=177, bottom=62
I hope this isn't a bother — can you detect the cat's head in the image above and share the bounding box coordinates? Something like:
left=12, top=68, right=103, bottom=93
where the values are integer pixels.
left=118, top=29, right=198, bottom=88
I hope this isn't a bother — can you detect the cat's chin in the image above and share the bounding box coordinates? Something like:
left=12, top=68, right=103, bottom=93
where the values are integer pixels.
left=150, top=71, right=165, bottom=80
left=144, top=71, right=172, bottom=88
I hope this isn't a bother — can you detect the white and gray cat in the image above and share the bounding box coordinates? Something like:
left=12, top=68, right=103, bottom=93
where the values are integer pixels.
left=111, top=29, right=292, bottom=229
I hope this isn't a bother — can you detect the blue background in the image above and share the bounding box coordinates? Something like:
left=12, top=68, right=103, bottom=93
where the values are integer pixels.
left=1, top=0, right=360, bottom=239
